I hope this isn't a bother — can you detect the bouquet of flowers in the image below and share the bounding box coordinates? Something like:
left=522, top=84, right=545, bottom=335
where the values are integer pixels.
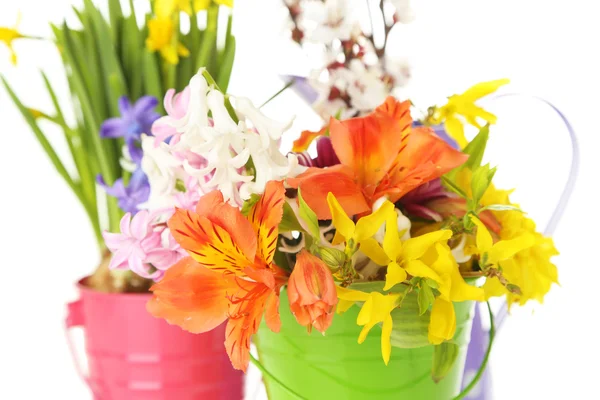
left=99, top=63, right=558, bottom=397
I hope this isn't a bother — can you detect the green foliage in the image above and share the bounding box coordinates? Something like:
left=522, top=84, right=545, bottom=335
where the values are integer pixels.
left=279, top=202, right=304, bottom=232
left=2, top=1, right=236, bottom=251
left=431, top=342, right=460, bottom=383
left=417, top=283, right=435, bottom=316
left=470, top=164, right=497, bottom=208
left=298, top=188, right=321, bottom=239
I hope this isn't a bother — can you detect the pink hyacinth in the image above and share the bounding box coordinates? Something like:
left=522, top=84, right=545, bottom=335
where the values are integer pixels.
left=151, top=86, right=191, bottom=146
left=103, top=210, right=186, bottom=281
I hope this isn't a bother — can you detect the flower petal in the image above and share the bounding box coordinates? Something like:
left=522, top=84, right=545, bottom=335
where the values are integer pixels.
left=470, top=216, right=493, bottom=254
left=402, top=230, right=453, bottom=260
left=384, top=261, right=408, bottom=290
left=327, top=192, right=355, bottom=240
left=428, top=297, right=456, bottom=345
left=359, top=238, right=389, bottom=266
left=247, top=180, right=286, bottom=264
left=288, top=165, right=370, bottom=219
left=168, top=209, right=254, bottom=275
left=354, top=200, right=395, bottom=242
left=147, top=257, right=233, bottom=333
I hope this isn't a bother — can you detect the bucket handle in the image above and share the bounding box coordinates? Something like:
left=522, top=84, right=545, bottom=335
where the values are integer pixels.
left=65, top=299, right=95, bottom=394
left=483, top=93, right=580, bottom=328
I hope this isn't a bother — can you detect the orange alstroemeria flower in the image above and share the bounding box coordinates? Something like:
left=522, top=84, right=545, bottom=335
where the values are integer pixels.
left=147, top=180, right=288, bottom=372
left=288, top=97, right=468, bottom=219
left=287, top=250, right=338, bottom=333
left=292, top=126, right=328, bottom=152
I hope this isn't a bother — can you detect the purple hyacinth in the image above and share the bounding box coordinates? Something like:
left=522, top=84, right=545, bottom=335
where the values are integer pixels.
left=100, top=96, right=160, bottom=165
left=97, top=168, right=150, bottom=214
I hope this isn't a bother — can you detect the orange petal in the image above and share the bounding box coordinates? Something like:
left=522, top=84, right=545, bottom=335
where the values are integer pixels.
left=147, top=257, right=233, bottom=333
left=376, top=96, right=412, bottom=122
left=168, top=209, right=255, bottom=275
left=292, top=126, right=328, bottom=152
left=288, top=165, right=370, bottom=219
left=288, top=250, right=337, bottom=333
left=247, top=180, right=285, bottom=264
left=380, top=127, right=468, bottom=203
left=329, top=103, right=409, bottom=188
left=195, top=192, right=258, bottom=265
left=225, top=281, right=275, bottom=372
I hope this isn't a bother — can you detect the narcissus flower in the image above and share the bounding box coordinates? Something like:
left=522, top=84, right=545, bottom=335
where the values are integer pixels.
left=148, top=180, right=288, bottom=371
left=146, top=17, right=189, bottom=65
left=288, top=250, right=338, bottom=333
left=0, top=15, right=25, bottom=64
left=289, top=97, right=467, bottom=219
left=155, top=0, right=233, bottom=17
left=336, top=286, right=402, bottom=365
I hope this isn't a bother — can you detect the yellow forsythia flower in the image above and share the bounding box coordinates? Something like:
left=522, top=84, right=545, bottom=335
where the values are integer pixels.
left=0, top=14, right=24, bottom=64
left=336, top=286, right=401, bottom=365
left=146, top=17, right=189, bottom=65
left=435, top=79, right=510, bottom=148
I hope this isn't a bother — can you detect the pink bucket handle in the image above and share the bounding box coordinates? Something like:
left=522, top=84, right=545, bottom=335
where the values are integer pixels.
left=65, top=299, right=95, bottom=393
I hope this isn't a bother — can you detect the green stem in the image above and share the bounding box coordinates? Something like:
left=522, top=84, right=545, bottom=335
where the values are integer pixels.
left=452, top=301, right=495, bottom=400
left=249, top=354, right=305, bottom=400
left=259, top=79, right=296, bottom=109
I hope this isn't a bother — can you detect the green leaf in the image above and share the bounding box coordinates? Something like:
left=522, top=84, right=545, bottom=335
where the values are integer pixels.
left=417, top=284, right=435, bottom=316
left=432, top=342, right=460, bottom=383
left=279, top=202, right=304, bottom=232
left=471, top=164, right=497, bottom=206
left=241, top=193, right=261, bottom=216
left=196, top=4, right=219, bottom=71
left=298, top=188, right=321, bottom=239
left=463, top=124, right=490, bottom=170
left=216, top=35, right=236, bottom=92
left=142, top=50, right=164, bottom=105
left=441, top=176, right=468, bottom=199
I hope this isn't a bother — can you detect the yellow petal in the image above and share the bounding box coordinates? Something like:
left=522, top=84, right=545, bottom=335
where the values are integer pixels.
left=428, top=297, right=456, bottom=344
left=482, top=276, right=508, bottom=300
left=337, top=299, right=356, bottom=314
left=356, top=295, right=374, bottom=326
left=404, top=260, right=442, bottom=283
left=155, top=0, right=178, bottom=18
left=402, top=230, right=452, bottom=260
left=381, top=315, right=393, bottom=365
left=444, top=115, right=467, bottom=149
left=384, top=261, right=408, bottom=291
left=383, top=213, right=402, bottom=261
left=360, top=238, right=390, bottom=266
left=488, top=233, right=535, bottom=264
left=177, top=42, right=190, bottom=57
left=358, top=322, right=376, bottom=344
left=327, top=192, right=355, bottom=241
left=470, top=215, right=493, bottom=253
left=461, top=79, right=510, bottom=102
left=215, top=0, right=234, bottom=6
left=354, top=200, right=395, bottom=242
left=336, top=286, right=370, bottom=302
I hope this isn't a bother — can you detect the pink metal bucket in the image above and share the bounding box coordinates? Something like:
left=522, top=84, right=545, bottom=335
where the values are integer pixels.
left=65, top=277, right=244, bottom=400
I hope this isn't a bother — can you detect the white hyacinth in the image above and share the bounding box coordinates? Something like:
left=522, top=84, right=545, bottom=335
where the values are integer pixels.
left=141, top=68, right=300, bottom=208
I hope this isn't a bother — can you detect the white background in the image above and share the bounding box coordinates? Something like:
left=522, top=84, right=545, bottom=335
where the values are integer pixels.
left=1, top=0, right=599, bottom=399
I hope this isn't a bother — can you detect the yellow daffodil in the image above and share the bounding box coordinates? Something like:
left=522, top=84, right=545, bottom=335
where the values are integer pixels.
left=146, top=17, right=189, bottom=65
left=0, top=14, right=24, bottom=65
left=327, top=192, right=393, bottom=250
left=426, top=243, right=484, bottom=344
left=434, top=79, right=509, bottom=148
left=336, top=286, right=402, bottom=365
left=357, top=207, right=453, bottom=290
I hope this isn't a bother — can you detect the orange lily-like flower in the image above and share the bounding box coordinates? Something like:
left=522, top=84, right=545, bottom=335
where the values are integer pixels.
left=287, top=250, right=338, bottom=333
left=288, top=97, right=468, bottom=219
left=147, top=180, right=288, bottom=372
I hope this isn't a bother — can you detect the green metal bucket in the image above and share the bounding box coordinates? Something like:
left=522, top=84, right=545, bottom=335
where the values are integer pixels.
left=255, top=288, right=476, bottom=400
